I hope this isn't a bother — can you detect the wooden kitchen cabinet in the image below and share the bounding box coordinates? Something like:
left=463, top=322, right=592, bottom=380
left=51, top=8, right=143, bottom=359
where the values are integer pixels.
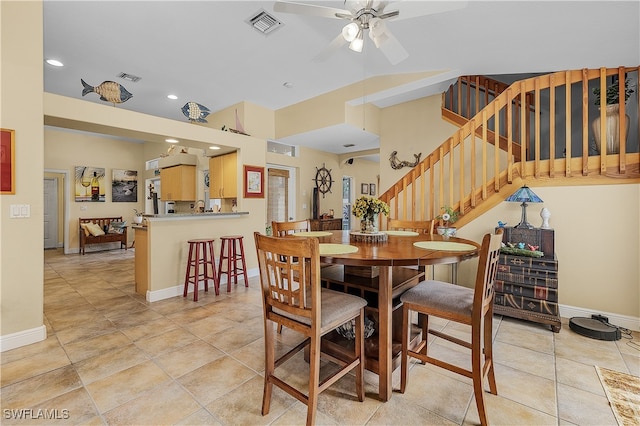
left=209, top=151, right=237, bottom=199
left=160, top=165, right=196, bottom=201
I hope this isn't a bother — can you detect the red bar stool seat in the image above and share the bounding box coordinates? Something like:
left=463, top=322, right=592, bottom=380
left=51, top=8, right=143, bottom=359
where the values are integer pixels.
left=184, top=238, right=219, bottom=301
left=218, top=235, right=249, bottom=292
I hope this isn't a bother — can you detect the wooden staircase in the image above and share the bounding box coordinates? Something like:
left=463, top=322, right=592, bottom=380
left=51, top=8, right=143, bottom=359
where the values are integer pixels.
left=379, top=66, right=640, bottom=228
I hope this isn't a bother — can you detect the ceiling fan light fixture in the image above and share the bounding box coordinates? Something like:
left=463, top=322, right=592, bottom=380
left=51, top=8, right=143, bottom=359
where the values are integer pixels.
left=342, top=22, right=359, bottom=42
left=349, top=29, right=364, bottom=52
left=368, top=17, right=388, bottom=48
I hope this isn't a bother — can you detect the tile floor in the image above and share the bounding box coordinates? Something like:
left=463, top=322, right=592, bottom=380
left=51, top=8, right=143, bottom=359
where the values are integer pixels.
left=1, top=248, right=638, bottom=425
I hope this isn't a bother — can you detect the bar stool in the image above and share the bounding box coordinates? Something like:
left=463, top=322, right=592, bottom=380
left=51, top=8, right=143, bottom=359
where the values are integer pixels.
left=184, top=238, right=219, bottom=301
left=218, top=235, right=249, bottom=292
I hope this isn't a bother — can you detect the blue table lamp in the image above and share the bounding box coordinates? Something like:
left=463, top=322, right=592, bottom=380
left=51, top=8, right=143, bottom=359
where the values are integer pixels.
left=506, top=185, right=543, bottom=229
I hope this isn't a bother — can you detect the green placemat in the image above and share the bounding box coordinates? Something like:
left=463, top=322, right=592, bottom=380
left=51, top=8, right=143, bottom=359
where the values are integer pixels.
left=320, top=244, right=359, bottom=255
left=292, top=231, right=333, bottom=237
left=413, top=241, right=477, bottom=251
left=385, top=230, right=419, bottom=236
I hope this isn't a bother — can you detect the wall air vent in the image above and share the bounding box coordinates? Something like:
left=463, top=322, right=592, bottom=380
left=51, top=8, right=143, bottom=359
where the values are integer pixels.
left=343, top=144, right=356, bottom=148
left=117, top=72, right=142, bottom=82
left=246, top=9, right=283, bottom=35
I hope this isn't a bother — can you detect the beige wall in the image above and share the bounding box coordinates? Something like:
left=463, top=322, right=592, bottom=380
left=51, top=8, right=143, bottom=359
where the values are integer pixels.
left=1, top=1, right=45, bottom=337
left=44, top=128, right=147, bottom=249
left=43, top=171, right=65, bottom=245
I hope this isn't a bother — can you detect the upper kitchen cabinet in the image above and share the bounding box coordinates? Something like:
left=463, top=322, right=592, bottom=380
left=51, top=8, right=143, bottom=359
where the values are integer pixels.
left=209, top=151, right=237, bottom=199
left=160, top=165, right=196, bottom=201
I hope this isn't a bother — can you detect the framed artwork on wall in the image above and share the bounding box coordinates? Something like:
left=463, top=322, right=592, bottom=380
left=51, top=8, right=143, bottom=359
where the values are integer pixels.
left=361, top=183, right=369, bottom=194
left=75, top=166, right=105, bottom=202
left=369, top=183, right=376, bottom=196
left=112, top=169, right=138, bottom=202
left=0, top=128, right=15, bottom=194
left=244, top=165, right=264, bottom=198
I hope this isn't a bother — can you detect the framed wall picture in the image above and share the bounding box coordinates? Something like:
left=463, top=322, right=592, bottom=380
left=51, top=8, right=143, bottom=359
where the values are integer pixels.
left=112, top=169, right=138, bottom=202
left=361, top=183, right=369, bottom=194
left=75, top=166, right=105, bottom=202
left=369, top=183, right=376, bottom=196
left=0, top=128, right=15, bottom=194
left=244, top=165, right=264, bottom=198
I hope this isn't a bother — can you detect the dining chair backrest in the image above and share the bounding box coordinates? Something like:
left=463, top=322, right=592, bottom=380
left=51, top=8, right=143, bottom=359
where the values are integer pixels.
left=388, top=219, right=435, bottom=235
left=254, top=231, right=319, bottom=331
left=271, top=219, right=310, bottom=236
left=473, top=229, right=504, bottom=319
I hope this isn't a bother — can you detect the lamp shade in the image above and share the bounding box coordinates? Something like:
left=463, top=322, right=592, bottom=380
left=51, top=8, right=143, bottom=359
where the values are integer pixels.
left=506, top=185, right=543, bottom=229
left=505, top=185, right=543, bottom=203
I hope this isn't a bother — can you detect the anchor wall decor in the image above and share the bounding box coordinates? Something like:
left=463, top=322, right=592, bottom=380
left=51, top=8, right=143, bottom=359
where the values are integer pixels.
left=389, top=151, right=421, bottom=169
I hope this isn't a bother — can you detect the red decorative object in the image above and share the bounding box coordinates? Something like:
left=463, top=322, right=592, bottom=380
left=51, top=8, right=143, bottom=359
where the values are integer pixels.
left=1, top=128, right=15, bottom=194
left=243, top=165, right=264, bottom=198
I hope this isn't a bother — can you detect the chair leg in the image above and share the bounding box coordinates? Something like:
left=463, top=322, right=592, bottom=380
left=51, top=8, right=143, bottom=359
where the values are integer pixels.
left=354, top=309, right=365, bottom=402
left=400, top=305, right=410, bottom=394
left=471, top=325, right=489, bottom=426
left=262, top=321, right=275, bottom=416
left=306, top=334, right=321, bottom=426
left=485, top=310, right=497, bottom=395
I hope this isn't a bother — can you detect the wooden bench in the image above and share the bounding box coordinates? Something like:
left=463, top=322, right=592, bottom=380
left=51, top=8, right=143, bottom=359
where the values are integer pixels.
left=79, top=217, right=128, bottom=255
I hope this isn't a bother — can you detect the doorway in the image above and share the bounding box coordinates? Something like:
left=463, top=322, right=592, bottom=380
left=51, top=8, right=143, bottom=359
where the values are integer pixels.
left=267, top=165, right=296, bottom=227
left=342, top=176, right=353, bottom=230
left=44, top=177, right=58, bottom=249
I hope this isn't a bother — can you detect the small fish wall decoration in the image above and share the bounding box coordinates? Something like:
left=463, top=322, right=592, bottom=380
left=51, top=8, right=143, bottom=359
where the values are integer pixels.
left=81, top=79, right=133, bottom=104
left=181, top=102, right=211, bottom=123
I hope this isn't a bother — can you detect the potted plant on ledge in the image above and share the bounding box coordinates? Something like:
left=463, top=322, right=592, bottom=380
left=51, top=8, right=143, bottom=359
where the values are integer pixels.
left=592, top=78, right=634, bottom=155
left=436, top=206, right=459, bottom=239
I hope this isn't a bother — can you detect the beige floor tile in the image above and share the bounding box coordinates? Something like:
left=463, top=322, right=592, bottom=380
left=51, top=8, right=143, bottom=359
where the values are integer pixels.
left=557, top=383, right=617, bottom=425
left=463, top=392, right=557, bottom=426
left=495, top=317, right=555, bottom=354
left=175, top=408, right=222, bottom=425
left=102, top=381, right=200, bottom=425
left=178, top=355, right=257, bottom=406
left=1, top=335, right=64, bottom=365
left=554, top=328, right=628, bottom=371
left=493, top=364, right=557, bottom=417
left=62, top=331, right=132, bottom=363
left=204, top=321, right=264, bottom=353
left=154, top=340, right=225, bottom=378
left=1, top=344, right=71, bottom=387
left=118, top=317, right=178, bottom=341
left=273, top=401, right=339, bottom=426
left=106, top=307, right=164, bottom=328
left=54, top=318, right=118, bottom=345
left=167, top=306, right=218, bottom=325
left=206, top=375, right=297, bottom=425
left=27, top=387, right=99, bottom=426
left=181, top=314, right=239, bottom=339
left=493, top=340, right=556, bottom=380
left=74, top=343, right=149, bottom=384
left=555, top=357, right=605, bottom=396
left=85, top=360, right=171, bottom=413
left=0, top=366, right=82, bottom=410
left=367, top=396, right=456, bottom=425
left=134, top=327, right=198, bottom=357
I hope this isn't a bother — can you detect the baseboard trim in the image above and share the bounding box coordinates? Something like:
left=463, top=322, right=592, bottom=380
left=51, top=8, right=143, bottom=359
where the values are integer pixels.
left=559, top=304, right=639, bottom=332
left=0, top=325, right=47, bottom=352
left=146, top=267, right=258, bottom=303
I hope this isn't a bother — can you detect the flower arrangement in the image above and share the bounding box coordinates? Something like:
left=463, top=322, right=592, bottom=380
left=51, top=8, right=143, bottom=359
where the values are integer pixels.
left=352, top=196, right=390, bottom=219
left=133, top=209, right=143, bottom=217
left=436, top=206, right=459, bottom=227
left=592, top=79, right=634, bottom=106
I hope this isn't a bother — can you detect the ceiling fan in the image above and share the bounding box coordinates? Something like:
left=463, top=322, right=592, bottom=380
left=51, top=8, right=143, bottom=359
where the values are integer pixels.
left=273, top=0, right=467, bottom=65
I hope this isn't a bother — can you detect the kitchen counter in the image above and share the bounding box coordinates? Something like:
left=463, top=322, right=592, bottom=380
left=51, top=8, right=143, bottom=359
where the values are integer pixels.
left=142, top=211, right=249, bottom=221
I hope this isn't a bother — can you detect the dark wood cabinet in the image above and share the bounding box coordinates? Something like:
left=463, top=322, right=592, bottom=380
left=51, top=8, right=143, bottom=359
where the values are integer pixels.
left=494, top=226, right=561, bottom=332
left=309, top=218, right=342, bottom=231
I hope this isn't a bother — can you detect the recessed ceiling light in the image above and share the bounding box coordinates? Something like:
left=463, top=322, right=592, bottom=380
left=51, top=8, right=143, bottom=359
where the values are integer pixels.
left=46, top=59, right=64, bottom=67
left=167, top=94, right=178, bottom=100
left=165, top=138, right=179, bottom=143
left=283, top=82, right=293, bottom=88
left=209, top=146, right=221, bottom=150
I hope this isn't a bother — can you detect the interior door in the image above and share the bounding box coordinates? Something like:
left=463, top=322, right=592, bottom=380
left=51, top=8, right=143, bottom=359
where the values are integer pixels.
left=267, top=168, right=290, bottom=225
left=44, top=177, right=58, bottom=249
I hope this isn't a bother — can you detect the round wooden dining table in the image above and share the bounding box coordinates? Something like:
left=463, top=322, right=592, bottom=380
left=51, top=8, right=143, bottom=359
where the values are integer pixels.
left=295, top=229, right=480, bottom=401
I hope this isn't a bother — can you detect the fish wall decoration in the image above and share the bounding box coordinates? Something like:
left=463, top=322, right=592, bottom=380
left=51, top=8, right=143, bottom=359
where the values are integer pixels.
left=81, top=79, right=133, bottom=104
left=181, top=102, right=211, bottom=123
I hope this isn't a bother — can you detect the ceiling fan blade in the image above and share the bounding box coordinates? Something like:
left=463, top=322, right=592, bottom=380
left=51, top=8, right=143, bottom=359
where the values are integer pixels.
left=273, top=1, right=353, bottom=20
left=384, top=0, right=467, bottom=21
left=377, top=28, right=409, bottom=65
left=312, top=33, right=348, bottom=62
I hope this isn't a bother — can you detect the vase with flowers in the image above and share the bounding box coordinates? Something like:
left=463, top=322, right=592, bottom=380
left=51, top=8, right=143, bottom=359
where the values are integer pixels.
left=436, top=206, right=459, bottom=239
left=352, top=196, right=390, bottom=233
left=592, top=78, right=634, bottom=154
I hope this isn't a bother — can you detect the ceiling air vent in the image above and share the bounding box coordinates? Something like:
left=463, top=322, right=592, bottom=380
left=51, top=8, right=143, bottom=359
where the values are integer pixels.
left=246, top=9, right=283, bottom=35
left=117, top=72, right=141, bottom=83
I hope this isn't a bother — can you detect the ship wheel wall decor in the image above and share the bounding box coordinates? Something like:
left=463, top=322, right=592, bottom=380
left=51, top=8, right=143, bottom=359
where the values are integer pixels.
left=314, top=164, right=334, bottom=198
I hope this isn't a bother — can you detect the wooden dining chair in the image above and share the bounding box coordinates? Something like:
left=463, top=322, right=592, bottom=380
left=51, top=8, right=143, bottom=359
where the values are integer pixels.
left=254, top=232, right=366, bottom=425
left=399, top=230, right=503, bottom=426
left=271, top=219, right=310, bottom=236
left=387, top=218, right=435, bottom=235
